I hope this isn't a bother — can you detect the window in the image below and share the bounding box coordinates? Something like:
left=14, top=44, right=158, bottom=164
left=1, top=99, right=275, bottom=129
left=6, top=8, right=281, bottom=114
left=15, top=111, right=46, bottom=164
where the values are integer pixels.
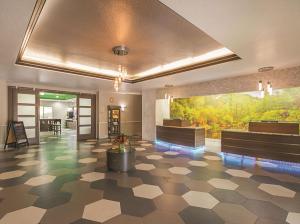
left=40, top=106, right=53, bottom=119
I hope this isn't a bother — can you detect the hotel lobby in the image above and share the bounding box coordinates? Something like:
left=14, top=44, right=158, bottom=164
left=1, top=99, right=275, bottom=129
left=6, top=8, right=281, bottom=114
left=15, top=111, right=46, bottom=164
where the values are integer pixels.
left=0, top=0, right=300, bottom=223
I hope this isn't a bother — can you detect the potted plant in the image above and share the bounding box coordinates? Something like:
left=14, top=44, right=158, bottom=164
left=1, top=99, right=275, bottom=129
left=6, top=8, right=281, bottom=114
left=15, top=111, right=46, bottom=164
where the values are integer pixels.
left=106, top=134, right=135, bottom=172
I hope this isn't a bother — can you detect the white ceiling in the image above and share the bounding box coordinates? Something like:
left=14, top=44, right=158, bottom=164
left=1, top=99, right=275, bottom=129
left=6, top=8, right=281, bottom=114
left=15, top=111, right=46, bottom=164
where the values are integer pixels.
left=1, top=0, right=300, bottom=93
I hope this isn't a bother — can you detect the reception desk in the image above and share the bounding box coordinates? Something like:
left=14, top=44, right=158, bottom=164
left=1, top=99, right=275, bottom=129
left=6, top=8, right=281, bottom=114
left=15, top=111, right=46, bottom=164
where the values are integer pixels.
left=156, top=125, right=205, bottom=148
left=221, top=129, right=300, bottom=162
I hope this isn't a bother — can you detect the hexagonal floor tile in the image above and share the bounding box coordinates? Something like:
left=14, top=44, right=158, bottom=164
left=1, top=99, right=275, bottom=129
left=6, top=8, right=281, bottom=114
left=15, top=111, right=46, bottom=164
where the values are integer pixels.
left=226, top=169, right=252, bottom=178
left=180, top=207, right=223, bottom=224
left=100, top=143, right=112, bottom=146
left=208, top=178, right=239, bottom=190
left=78, top=157, right=97, bottom=164
left=286, top=212, right=300, bottom=224
left=258, top=184, right=296, bottom=198
left=55, top=155, right=73, bottom=160
left=92, top=148, right=107, bottom=153
left=18, top=160, right=41, bottom=166
left=135, top=163, right=156, bottom=171
left=86, top=139, right=97, bottom=142
left=0, top=170, right=26, bottom=180
left=188, top=160, right=208, bottom=167
left=135, top=147, right=146, bottom=151
left=213, top=202, right=257, bottom=224
left=138, top=140, right=148, bottom=143
left=133, top=184, right=163, bottom=199
left=169, top=167, right=191, bottom=175
left=15, top=153, right=35, bottom=159
left=146, top=155, right=163, bottom=160
left=0, top=206, right=46, bottom=224
left=154, top=194, right=188, bottom=212
left=25, top=175, right=56, bottom=186
left=83, top=199, right=121, bottom=223
left=164, top=151, right=179, bottom=156
left=80, top=172, right=105, bottom=182
left=27, top=149, right=42, bottom=153
left=203, top=155, right=221, bottom=161
left=182, top=191, right=219, bottom=209
left=142, top=210, right=184, bottom=224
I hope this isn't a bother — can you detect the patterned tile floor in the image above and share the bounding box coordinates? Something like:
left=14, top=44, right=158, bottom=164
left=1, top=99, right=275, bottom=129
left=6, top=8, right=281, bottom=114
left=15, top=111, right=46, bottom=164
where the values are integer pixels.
left=0, top=130, right=300, bottom=223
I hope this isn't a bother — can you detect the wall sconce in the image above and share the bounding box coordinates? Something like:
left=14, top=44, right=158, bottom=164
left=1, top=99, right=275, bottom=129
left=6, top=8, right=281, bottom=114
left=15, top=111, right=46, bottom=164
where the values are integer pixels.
left=120, top=104, right=127, bottom=111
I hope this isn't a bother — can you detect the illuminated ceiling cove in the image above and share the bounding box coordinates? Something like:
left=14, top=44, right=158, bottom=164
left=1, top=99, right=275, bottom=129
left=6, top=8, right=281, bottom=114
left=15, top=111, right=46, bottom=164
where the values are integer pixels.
left=17, top=0, right=240, bottom=83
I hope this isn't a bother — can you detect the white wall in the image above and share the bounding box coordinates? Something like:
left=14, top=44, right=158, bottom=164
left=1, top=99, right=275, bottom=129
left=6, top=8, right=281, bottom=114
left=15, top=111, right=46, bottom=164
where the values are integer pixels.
left=155, top=99, right=170, bottom=125
left=0, top=80, right=8, bottom=147
left=142, top=89, right=156, bottom=141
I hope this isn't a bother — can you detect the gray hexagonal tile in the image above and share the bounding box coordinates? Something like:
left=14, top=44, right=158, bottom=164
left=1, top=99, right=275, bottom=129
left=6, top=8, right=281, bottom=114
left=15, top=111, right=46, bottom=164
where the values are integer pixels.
left=213, top=202, right=257, bottom=224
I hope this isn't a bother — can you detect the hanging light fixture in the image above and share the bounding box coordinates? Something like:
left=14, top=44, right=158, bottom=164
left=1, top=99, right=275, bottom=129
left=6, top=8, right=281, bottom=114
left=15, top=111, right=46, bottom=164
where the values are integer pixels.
left=164, top=85, right=174, bottom=103
left=112, top=45, right=129, bottom=91
left=258, top=80, right=273, bottom=98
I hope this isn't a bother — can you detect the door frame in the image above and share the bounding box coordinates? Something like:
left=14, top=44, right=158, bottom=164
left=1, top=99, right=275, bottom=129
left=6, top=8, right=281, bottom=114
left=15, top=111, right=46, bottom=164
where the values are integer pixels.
left=77, top=93, right=97, bottom=141
left=8, top=86, right=97, bottom=145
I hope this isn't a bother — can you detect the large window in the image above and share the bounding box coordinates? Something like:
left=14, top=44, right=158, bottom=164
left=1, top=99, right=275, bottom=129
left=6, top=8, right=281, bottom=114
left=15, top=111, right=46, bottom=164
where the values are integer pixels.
left=40, top=106, right=53, bottom=119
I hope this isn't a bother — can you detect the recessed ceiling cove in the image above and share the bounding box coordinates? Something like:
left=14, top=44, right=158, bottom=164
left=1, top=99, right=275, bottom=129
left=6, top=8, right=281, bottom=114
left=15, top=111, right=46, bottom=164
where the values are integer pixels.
left=17, top=0, right=240, bottom=83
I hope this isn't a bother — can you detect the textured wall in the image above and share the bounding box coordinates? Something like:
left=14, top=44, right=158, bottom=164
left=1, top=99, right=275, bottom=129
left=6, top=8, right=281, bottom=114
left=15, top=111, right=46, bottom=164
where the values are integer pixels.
left=156, top=66, right=300, bottom=99
left=142, top=89, right=156, bottom=141
left=143, top=66, right=300, bottom=141
left=98, top=90, right=142, bottom=139
left=0, top=80, right=8, bottom=147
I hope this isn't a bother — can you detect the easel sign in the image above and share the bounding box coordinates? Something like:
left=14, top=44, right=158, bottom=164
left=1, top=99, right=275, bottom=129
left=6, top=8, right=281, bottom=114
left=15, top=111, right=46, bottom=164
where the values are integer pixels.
left=4, top=121, right=29, bottom=150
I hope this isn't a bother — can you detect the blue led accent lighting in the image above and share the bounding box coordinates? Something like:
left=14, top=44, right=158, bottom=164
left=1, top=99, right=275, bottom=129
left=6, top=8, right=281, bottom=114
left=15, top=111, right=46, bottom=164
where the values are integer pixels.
left=155, top=140, right=205, bottom=155
left=222, top=153, right=300, bottom=176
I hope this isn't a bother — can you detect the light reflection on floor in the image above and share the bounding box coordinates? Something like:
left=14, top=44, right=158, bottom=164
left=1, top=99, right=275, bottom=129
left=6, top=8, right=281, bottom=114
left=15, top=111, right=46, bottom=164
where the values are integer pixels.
left=155, top=140, right=300, bottom=176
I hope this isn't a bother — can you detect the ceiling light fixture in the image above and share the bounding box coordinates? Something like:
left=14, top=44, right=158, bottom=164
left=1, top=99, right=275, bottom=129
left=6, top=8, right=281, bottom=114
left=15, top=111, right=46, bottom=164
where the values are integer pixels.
left=112, top=45, right=129, bottom=91
left=164, top=84, right=174, bottom=103
left=258, top=66, right=274, bottom=73
left=258, top=80, right=273, bottom=98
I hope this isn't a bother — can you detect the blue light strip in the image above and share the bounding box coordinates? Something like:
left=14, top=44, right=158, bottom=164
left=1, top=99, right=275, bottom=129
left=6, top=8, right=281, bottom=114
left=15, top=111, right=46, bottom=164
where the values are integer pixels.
left=222, top=152, right=300, bottom=176
left=155, top=140, right=205, bottom=154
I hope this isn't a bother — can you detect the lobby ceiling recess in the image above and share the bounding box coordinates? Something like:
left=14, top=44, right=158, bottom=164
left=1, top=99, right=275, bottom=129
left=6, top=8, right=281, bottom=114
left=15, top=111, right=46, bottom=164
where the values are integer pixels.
left=17, top=0, right=240, bottom=83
